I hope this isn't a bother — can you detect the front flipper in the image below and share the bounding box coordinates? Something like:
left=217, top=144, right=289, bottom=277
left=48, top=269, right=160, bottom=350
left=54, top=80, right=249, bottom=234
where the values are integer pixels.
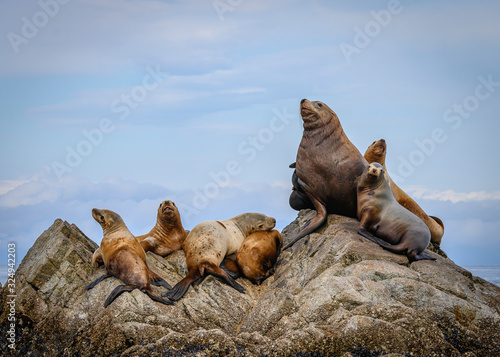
left=358, top=228, right=436, bottom=263
left=85, top=273, right=112, bottom=290
left=284, top=195, right=327, bottom=250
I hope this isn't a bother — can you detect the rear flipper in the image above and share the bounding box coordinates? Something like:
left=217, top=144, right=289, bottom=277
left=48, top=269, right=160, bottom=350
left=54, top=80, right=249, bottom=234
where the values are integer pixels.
left=144, top=290, right=174, bottom=306
left=149, top=269, right=172, bottom=290
left=204, top=262, right=246, bottom=294
left=358, top=228, right=436, bottom=262
left=414, top=251, right=436, bottom=261
left=284, top=195, right=327, bottom=250
left=162, top=267, right=203, bottom=301
left=220, top=254, right=241, bottom=280
left=85, top=273, right=112, bottom=290
left=104, top=285, right=135, bottom=307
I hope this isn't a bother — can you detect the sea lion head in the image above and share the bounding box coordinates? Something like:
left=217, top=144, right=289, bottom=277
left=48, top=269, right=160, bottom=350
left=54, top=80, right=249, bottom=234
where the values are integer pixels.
left=234, top=213, right=276, bottom=233
left=362, top=162, right=385, bottom=184
left=364, top=139, right=387, bottom=164
left=157, top=200, right=179, bottom=220
left=300, top=99, right=338, bottom=129
left=92, top=208, right=125, bottom=235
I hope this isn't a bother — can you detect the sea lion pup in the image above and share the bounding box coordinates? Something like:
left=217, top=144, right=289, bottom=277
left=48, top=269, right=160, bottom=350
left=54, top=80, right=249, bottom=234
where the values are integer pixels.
left=163, top=213, right=276, bottom=301
left=285, top=99, right=367, bottom=250
left=136, top=200, right=187, bottom=256
left=364, top=139, right=445, bottom=248
left=236, top=229, right=283, bottom=285
left=357, top=163, right=436, bottom=262
left=85, top=209, right=173, bottom=307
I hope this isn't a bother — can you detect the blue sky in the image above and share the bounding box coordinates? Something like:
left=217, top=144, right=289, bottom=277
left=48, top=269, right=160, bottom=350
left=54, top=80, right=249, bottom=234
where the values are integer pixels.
left=1, top=0, right=499, bottom=267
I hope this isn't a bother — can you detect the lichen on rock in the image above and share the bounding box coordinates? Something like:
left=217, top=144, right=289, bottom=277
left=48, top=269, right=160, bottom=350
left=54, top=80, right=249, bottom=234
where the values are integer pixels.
left=1, top=212, right=499, bottom=356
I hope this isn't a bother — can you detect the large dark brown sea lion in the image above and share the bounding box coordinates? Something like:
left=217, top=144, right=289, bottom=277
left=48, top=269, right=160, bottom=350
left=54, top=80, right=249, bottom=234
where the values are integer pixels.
left=285, top=99, right=367, bottom=250
left=364, top=139, right=445, bottom=247
left=357, top=163, right=435, bottom=262
left=163, top=213, right=276, bottom=301
left=136, top=200, right=187, bottom=256
left=86, top=208, right=173, bottom=307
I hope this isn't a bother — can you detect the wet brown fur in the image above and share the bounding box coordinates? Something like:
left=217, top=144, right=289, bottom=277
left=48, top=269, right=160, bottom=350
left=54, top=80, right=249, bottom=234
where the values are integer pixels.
left=136, top=200, right=187, bottom=256
left=364, top=139, right=445, bottom=247
left=357, top=163, right=435, bottom=262
left=236, top=229, right=282, bottom=284
left=164, top=213, right=276, bottom=301
left=87, top=209, right=172, bottom=307
left=286, top=99, right=368, bottom=249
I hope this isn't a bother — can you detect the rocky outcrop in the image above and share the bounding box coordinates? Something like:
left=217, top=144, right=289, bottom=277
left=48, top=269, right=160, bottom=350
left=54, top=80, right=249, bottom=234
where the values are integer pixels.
left=1, top=211, right=500, bottom=356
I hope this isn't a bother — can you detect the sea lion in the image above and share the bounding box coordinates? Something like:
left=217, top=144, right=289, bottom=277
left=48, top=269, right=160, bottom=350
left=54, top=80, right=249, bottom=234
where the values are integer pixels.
left=285, top=99, right=367, bottom=250
left=136, top=200, right=187, bottom=256
left=357, top=163, right=435, bottom=262
left=85, top=208, right=173, bottom=307
left=364, top=139, right=445, bottom=247
left=163, top=212, right=276, bottom=301
left=236, top=229, right=282, bottom=285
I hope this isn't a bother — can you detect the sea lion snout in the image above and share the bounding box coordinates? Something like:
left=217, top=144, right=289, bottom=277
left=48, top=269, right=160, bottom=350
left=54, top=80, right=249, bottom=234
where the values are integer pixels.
left=159, top=200, right=176, bottom=214
left=92, top=208, right=104, bottom=223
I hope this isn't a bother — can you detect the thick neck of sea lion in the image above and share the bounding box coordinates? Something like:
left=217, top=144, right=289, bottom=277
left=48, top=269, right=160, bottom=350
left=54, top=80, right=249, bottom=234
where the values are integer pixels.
left=302, top=117, right=341, bottom=146
left=156, top=211, right=183, bottom=235
left=232, top=215, right=255, bottom=237
left=103, top=221, right=124, bottom=236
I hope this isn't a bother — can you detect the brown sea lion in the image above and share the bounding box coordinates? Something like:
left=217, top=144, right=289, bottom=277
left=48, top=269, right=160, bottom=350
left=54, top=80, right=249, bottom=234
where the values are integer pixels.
left=136, top=200, right=187, bottom=256
left=357, top=163, right=435, bottom=262
left=85, top=208, right=173, bottom=307
left=163, top=212, right=276, bottom=301
left=364, top=139, right=445, bottom=247
left=285, top=99, right=368, bottom=249
left=236, top=229, right=282, bottom=285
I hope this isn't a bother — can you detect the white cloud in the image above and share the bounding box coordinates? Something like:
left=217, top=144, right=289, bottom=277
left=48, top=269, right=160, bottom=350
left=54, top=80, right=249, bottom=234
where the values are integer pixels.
left=0, top=180, right=30, bottom=195
left=404, top=186, right=500, bottom=204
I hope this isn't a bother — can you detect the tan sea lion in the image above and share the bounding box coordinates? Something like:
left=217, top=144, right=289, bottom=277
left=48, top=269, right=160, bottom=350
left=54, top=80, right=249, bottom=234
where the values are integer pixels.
left=236, top=229, right=282, bottom=285
left=364, top=139, right=445, bottom=247
left=85, top=208, right=173, bottom=307
left=357, top=163, right=435, bottom=262
left=286, top=99, right=368, bottom=249
left=163, top=212, right=276, bottom=301
left=136, top=200, right=187, bottom=256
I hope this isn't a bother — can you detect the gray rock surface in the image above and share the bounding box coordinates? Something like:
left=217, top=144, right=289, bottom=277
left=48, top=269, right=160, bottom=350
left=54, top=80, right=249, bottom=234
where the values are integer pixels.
left=1, top=212, right=499, bottom=356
